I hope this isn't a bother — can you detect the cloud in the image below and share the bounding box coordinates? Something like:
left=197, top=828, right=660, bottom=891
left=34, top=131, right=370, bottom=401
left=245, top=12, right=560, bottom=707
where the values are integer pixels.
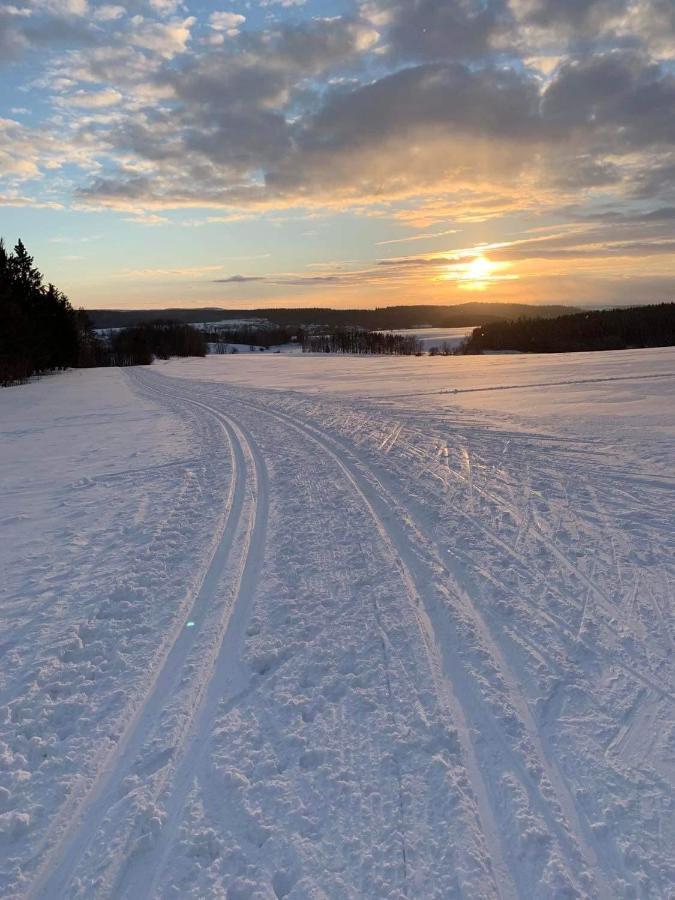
left=212, top=274, right=266, bottom=283
left=511, top=0, right=624, bottom=30
left=376, top=229, right=459, bottom=246
left=117, top=263, right=227, bottom=278
left=542, top=50, right=675, bottom=148
left=127, top=15, right=194, bottom=58
left=208, top=10, right=246, bottom=36
left=2, top=0, right=674, bottom=317
left=363, top=0, right=509, bottom=62
left=95, top=5, right=125, bottom=21
left=61, top=87, right=123, bottom=107
left=0, top=116, right=96, bottom=183
left=65, top=13, right=675, bottom=217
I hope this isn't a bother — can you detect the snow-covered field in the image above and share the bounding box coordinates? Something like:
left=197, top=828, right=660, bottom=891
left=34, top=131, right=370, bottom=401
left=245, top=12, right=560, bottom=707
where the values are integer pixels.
left=378, top=326, right=476, bottom=351
left=1, top=348, right=673, bottom=899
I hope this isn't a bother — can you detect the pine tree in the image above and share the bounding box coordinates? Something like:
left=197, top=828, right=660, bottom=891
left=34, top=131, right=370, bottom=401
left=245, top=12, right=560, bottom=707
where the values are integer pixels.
left=0, top=237, right=82, bottom=384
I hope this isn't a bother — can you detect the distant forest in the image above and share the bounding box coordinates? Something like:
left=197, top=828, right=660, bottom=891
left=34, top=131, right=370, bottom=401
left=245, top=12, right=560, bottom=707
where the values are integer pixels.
left=4, top=238, right=672, bottom=384
left=88, top=301, right=579, bottom=331
left=303, top=329, right=422, bottom=355
left=1, top=239, right=206, bottom=385
left=461, top=303, right=675, bottom=354
left=203, top=324, right=301, bottom=348
left=109, top=321, right=206, bottom=366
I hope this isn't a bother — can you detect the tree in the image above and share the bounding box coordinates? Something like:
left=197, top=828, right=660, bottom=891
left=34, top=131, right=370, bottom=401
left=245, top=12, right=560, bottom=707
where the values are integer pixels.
left=0, top=237, right=81, bottom=385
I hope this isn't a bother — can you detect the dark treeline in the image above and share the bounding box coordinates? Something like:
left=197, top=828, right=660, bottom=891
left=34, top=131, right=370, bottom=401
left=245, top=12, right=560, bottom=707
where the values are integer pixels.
left=111, top=321, right=206, bottom=365
left=303, top=329, right=422, bottom=355
left=88, top=301, right=579, bottom=331
left=204, top=324, right=300, bottom=348
left=461, top=303, right=675, bottom=354
left=1, top=238, right=207, bottom=385
left=0, top=239, right=85, bottom=385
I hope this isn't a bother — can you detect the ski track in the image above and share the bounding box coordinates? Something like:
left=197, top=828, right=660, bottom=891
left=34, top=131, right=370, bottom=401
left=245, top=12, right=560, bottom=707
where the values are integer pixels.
left=122, top=377, right=421, bottom=900
left=200, top=388, right=611, bottom=899
left=110, top=387, right=270, bottom=900
left=154, top=369, right=672, bottom=898
left=28, top=382, right=265, bottom=899
left=2, top=361, right=673, bottom=899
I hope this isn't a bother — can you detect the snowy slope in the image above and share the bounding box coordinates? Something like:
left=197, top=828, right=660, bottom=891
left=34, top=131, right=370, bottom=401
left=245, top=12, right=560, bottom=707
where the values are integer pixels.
left=1, top=351, right=673, bottom=899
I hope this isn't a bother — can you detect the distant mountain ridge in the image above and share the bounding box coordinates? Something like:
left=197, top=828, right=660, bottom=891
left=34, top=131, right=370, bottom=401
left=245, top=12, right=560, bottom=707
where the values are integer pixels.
left=88, top=301, right=579, bottom=331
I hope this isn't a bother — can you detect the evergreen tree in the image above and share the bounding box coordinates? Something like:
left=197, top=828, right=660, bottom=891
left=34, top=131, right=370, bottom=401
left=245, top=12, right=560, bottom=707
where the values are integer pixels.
left=0, top=237, right=82, bottom=385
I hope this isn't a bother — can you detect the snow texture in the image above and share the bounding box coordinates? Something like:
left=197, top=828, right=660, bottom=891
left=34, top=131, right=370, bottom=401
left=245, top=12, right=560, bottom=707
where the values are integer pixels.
left=0, top=348, right=673, bottom=899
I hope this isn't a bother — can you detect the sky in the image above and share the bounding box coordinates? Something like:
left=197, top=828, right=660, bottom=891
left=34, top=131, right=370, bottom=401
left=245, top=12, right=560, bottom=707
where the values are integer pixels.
left=1, top=0, right=675, bottom=309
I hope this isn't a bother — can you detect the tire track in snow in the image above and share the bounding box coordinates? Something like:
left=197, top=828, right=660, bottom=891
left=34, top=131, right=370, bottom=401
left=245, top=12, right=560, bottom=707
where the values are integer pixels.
left=349, top=458, right=617, bottom=897
left=29, top=378, right=264, bottom=900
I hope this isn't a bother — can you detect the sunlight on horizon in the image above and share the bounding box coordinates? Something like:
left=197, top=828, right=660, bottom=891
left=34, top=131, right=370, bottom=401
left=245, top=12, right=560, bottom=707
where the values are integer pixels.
left=1, top=0, right=673, bottom=309
left=460, top=254, right=497, bottom=290
left=437, top=254, right=517, bottom=292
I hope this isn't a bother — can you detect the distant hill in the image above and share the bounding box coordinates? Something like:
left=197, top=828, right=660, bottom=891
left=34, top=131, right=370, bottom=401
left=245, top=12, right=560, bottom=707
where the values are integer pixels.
left=88, top=301, right=579, bottom=331
left=461, top=303, right=675, bottom=354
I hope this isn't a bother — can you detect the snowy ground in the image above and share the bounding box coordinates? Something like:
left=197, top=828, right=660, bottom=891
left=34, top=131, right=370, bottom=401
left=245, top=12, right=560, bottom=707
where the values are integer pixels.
left=1, top=349, right=673, bottom=899
left=376, top=327, right=476, bottom=351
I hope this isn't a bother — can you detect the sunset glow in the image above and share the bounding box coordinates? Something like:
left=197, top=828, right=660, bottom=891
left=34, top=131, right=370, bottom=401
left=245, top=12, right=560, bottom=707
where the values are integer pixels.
left=2, top=3, right=674, bottom=890
left=1, top=1, right=674, bottom=309
left=459, top=255, right=498, bottom=289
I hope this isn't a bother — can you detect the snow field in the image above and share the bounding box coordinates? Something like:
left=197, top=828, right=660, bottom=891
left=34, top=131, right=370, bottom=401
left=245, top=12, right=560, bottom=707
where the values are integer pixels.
left=0, top=349, right=673, bottom=898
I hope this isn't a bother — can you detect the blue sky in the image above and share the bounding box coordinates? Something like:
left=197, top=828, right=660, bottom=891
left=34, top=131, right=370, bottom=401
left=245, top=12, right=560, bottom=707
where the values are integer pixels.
left=2, top=0, right=675, bottom=308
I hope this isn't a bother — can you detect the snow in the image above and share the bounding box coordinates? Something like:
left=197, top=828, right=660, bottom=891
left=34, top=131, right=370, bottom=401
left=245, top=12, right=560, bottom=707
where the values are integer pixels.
left=377, top=326, right=476, bottom=350
left=1, top=349, right=673, bottom=898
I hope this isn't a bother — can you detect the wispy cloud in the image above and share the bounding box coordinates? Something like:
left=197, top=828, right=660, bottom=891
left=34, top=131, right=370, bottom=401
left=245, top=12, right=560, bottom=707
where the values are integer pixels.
left=1, top=0, right=674, bottom=306
left=376, top=229, right=459, bottom=246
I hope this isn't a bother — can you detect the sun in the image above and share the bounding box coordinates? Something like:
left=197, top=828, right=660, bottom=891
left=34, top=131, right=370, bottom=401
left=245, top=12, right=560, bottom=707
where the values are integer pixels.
left=438, top=251, right=515, bottom=290
left=463, top=254, right=496, bottom=283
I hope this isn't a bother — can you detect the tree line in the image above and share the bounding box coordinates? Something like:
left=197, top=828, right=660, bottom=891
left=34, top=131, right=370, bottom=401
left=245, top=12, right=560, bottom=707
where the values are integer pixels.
left=460, top=303, right=675, bottom=354
left=1, top=239, right=84, bottom=385
left=204, top=324, right=301, bottom=348
left=88, top=301, right=579, bottom=331
left=1, top=238, right=206, bottom=385
left=108, top=321, right=207, bottom=366
left=303, top=329, right=422, bottom=355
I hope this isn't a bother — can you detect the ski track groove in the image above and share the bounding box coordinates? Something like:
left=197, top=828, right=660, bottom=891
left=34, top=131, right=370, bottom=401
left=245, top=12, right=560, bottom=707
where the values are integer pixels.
left=363, top=369, right=675, bottom=401
left=134, top=376, right=414, bottom=900
left=392, top=420, right=674, bottom=703
left=208, top=386, right=621, bottom=898
left=184, top=384, right=532, bottom=899
left=23, top=368, right=672, bottom=898
left=28, top=379, right=260, bottom=900
left=109, top=396, right=270, bottom=900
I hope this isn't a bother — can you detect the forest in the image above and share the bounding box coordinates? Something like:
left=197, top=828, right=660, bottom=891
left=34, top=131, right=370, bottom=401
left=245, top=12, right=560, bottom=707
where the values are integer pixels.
left=108, top=322, right=207, bottom=365
left=88, top=301, right=579, bottom=331
left=461, top=303, right=675, bottom=354
left=0, top=239, right=87, bottom=385
left=303, top=329, right=422, bottom=355
left=0, top=239, right=206, bottom=385
left=203, top=324, right=301, bottom=348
